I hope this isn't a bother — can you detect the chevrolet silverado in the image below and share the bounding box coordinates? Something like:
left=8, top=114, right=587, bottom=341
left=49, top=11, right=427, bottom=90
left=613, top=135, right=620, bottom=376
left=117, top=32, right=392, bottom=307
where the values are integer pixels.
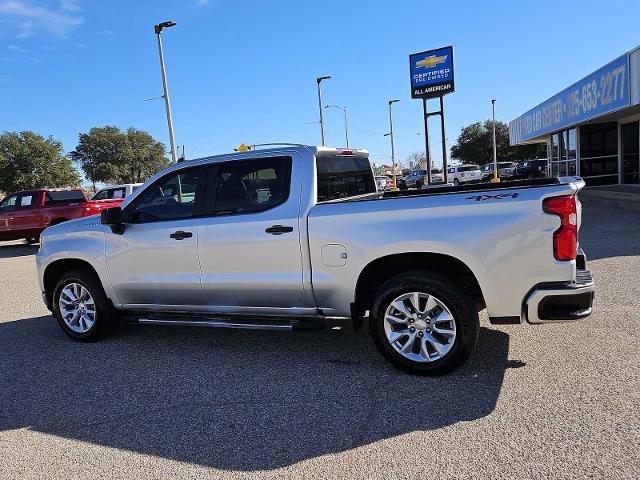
left=35, top=146, right=594, bottom=375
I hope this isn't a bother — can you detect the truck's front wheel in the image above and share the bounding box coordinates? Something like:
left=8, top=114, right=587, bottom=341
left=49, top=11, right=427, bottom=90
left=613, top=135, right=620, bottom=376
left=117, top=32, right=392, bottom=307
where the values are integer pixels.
left=369, top=271, right=479, bottom=375
left=52, top=269, right=119, bottom=341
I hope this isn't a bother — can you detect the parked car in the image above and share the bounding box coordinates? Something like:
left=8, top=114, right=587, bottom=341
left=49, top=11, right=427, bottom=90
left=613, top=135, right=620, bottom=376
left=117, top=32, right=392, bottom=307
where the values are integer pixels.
left=430, top=169, right=444, bottom=184
left=0, top=188, right=124, bottom=244
left=480, top=162, right=517, bottom=181
left=375, top=176, right=393, bottom=192
left=37, top=146, right=594, bottom=375
left=91, top=183, right=143, bottom=201
left=515, top=159, right=549, bottom=179
left=447, top=165, right=482, bottom=185
left=404, top=169, right=444, bottom=188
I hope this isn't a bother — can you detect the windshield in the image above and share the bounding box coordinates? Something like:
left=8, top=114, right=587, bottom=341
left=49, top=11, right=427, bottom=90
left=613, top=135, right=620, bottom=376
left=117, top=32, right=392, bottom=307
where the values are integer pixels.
left=317, top=155, right=376, bottom=202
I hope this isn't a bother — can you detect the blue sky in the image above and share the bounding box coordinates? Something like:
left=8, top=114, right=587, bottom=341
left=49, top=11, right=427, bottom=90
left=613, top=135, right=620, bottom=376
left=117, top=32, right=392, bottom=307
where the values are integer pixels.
left=2, top=0, right=640, bottom=171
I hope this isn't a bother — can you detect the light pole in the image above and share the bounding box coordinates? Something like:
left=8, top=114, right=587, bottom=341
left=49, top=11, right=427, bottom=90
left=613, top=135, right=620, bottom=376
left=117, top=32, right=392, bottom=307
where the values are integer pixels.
left=325, top=104, right=349, bottom=147
left=491, top=98, right=500, bottom=183
left=387, top=99, right=400, bottom=190
left=154, top=20, right=178, bottom=164
left=316, top=76, right=331, bottom=145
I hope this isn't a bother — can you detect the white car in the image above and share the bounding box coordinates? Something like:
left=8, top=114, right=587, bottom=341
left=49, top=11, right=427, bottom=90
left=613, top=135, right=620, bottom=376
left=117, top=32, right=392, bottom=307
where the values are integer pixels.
left=91, top=183, right=143, bottom=201
left=447, top=165, right=482, bottom=185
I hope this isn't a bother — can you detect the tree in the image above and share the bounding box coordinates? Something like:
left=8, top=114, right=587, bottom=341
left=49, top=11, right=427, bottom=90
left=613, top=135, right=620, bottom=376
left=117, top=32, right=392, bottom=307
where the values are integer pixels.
left=0, top=131, right=80, bottom=193
left=70, top=126, right=169, bottom=188
left=405, top=151, right=426, bottom=170
left=450, top=120, right=546, bottom=165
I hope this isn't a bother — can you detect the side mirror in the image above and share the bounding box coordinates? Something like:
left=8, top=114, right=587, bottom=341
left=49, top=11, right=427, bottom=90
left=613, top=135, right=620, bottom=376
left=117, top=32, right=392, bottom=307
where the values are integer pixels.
left=101, top=207, right=125, bottom=234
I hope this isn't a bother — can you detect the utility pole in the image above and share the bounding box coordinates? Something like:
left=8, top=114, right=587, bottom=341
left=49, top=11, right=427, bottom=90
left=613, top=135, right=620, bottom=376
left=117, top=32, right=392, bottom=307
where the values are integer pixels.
left=325, top=105, right=349, bottom=147
left=492, top=99, right=500, bottom=183
left=388, top=99, right=400, bottom=190
left=316, top=76, right=331, bottom=145
left=154, top=20, right=178, bottom=164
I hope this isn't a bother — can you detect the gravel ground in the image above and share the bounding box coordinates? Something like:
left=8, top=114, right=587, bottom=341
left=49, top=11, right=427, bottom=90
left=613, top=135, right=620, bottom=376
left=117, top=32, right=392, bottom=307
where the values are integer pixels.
left=0, top=201, right=638, bottom=479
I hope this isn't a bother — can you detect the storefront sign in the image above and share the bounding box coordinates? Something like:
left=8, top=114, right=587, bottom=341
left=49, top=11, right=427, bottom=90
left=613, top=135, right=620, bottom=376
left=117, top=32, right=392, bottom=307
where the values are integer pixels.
left=409, top=46, right=455, bottom=99
left=510, top=54, right=630, bottom=144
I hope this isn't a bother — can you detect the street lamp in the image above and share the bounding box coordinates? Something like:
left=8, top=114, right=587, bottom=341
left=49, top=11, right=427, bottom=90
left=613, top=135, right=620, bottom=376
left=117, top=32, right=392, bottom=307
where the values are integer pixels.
left=387, top=99, right=400, bottom=190
left=324, top=104, right=349, bottom=147
left=316, top=76, right=331, bottom=146
left=154, top=20, right=178, bottom=164
left=491, top=99, right=500, bottom=183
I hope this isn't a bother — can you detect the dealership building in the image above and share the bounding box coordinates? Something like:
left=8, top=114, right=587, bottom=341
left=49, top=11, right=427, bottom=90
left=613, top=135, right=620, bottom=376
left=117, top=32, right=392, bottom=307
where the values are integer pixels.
left=510, top=46, right=640, bottom=186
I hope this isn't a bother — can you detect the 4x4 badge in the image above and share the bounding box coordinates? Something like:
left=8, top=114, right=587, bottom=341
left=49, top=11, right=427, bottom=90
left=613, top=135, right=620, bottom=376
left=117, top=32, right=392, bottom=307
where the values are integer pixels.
left=466, top=192, right=520, bottom=201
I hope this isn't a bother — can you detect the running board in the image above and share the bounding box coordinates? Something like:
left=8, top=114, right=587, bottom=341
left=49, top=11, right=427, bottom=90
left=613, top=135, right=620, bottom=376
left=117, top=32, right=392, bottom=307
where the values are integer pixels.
left=132, top=315, right=326, bottom=332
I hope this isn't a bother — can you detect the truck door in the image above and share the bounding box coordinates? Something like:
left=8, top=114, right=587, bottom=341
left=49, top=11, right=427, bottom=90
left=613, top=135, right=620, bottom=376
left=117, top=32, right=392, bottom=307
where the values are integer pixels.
left=0, top=194, right=18, bottom=239
left=10, top=192, right=42, bottom=237
left=105, top=166, right=207, bottom=307
left=197, top=154, right=304, bottom=309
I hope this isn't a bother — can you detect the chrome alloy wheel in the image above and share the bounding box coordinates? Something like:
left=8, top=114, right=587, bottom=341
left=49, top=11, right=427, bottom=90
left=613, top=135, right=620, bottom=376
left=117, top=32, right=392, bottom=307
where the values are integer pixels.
left=383, top=292, right=456, bottom=362
left=58, top=282, right=96, bottom=334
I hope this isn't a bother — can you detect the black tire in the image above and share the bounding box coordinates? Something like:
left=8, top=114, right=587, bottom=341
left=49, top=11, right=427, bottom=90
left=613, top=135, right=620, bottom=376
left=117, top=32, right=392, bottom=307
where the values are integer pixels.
left=416, top=180, right=423, bottom=189
left=52, top=268, right=120, bottom=341
left=369, top=270, right=479, bottom=375
left=453, top=178, right=459, bottom=185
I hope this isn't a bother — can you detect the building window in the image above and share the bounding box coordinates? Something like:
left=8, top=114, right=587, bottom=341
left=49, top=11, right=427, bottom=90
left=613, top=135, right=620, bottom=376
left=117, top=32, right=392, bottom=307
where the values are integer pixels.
left=622, top=121, right=639, bottom=184
left=579, top=122, right=618, bottom=186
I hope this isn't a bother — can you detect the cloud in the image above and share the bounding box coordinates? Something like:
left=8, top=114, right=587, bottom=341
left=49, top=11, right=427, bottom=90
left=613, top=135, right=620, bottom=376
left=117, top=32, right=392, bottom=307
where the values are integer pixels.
left=97, top=29, right=112, bottom=35
left=0, top=0, right=83, bottom=37
left=59, top=0, right=80, bottom=11
left=8, top=44, right=29, bottom=53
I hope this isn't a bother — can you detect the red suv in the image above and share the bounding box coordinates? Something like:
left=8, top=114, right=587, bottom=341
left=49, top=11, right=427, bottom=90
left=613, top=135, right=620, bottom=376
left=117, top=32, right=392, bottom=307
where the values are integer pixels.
left=0, top=188, right=124, bottom=243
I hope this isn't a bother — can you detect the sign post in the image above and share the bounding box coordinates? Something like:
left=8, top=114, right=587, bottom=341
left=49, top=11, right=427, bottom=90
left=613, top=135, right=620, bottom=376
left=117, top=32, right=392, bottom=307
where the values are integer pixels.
left=409, top=46, right=455, bottom=185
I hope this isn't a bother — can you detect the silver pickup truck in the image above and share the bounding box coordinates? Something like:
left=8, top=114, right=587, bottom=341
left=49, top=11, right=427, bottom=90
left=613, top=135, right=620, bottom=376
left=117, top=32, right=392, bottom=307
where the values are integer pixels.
left=36, top=145, right=594, bottom=375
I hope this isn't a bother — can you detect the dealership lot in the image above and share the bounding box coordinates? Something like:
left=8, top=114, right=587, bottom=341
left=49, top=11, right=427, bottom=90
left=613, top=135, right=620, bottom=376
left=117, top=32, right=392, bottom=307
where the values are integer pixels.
left=0, top=202, right=638, bottom=479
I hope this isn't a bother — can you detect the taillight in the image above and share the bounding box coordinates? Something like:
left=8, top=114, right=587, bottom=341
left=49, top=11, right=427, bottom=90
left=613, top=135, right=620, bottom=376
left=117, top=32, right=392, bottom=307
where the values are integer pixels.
left=543, top=195, right=577, bottom=261
left=460, top=172, right=465, bottom=177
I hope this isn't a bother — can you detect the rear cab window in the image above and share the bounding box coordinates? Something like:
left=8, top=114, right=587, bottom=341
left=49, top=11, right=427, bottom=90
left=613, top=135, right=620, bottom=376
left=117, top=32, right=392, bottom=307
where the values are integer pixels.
left=316, top=154, right=376, bottom=202
left=44, top=190, right=86, bottom=205
left=213, top=156, right=292, bottom=215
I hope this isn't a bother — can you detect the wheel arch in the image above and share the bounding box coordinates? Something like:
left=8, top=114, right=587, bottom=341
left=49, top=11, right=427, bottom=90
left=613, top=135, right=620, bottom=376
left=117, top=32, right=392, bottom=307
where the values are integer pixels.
left=354, top=252, right=486, bottom=314
left=43, top=258, right=101, bottom=307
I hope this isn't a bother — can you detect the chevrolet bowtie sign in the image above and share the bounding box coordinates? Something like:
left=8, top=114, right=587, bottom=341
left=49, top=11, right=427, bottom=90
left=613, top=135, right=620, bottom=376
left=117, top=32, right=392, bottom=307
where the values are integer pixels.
left=409, top=46, right=455, bottom=99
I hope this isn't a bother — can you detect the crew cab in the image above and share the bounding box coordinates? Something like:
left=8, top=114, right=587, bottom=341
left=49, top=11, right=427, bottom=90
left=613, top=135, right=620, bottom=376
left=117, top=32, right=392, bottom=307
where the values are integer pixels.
left=36, top=146, right=594, bottom=375
left=0, top=188, right=123, bottom=243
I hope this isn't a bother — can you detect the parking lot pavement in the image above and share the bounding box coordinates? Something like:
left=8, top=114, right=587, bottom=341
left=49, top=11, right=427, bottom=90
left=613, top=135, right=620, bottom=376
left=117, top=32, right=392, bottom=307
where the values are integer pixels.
left=0, top=201, right=638, bottom=480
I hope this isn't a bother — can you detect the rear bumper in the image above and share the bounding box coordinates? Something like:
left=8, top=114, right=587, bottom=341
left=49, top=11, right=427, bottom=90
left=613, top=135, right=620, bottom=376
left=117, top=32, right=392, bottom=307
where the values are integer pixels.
left=523, top=269, right=594, bottom=324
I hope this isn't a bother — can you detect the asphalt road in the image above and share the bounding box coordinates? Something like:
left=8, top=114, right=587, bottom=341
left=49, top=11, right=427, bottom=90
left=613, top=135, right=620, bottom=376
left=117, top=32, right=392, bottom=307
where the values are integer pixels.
left=0, top=201, right=638, bottom=479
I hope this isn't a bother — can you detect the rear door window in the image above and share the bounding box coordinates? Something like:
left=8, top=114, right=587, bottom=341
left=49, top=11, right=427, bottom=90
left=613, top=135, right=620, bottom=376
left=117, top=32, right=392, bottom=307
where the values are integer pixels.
left=317, top=155, right=376, bottom=201
left=213, top=156, right=292, bottom=214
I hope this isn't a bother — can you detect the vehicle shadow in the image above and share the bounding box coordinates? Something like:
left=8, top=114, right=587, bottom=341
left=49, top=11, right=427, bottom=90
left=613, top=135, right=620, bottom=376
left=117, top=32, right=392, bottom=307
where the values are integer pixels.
left=0, top=315, right=512, bottom=471
left=0, top=242, right=38, bottom=259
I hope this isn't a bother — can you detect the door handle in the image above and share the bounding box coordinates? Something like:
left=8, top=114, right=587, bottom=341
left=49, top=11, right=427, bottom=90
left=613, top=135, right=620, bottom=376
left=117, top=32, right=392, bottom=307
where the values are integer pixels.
left=169, top=230, right=193, bottom=240
left=265, top=225, right=294, bottom=235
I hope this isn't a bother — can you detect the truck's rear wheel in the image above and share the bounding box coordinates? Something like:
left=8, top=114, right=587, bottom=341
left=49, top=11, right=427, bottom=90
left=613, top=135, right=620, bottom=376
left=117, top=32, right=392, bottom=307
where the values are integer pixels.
left=52, top=268, right=119, bottom=341
left=369, top=270, right=479, bottom=375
